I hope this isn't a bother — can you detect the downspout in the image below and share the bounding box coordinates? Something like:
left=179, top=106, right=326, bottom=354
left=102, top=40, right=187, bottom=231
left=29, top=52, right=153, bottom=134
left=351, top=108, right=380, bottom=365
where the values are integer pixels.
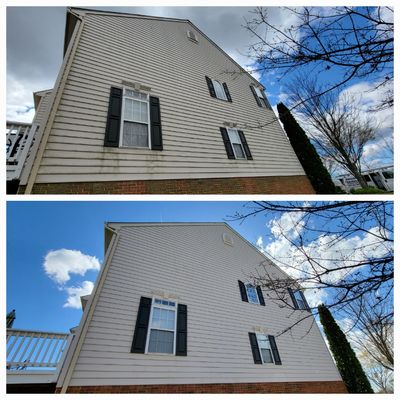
left=23, top=10, right=84, bottom=194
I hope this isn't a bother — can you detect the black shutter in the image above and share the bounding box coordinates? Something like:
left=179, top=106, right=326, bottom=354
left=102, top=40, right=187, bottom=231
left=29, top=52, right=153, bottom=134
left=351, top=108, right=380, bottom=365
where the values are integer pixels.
left=238, top=130, right=253, bottom=160
left=104, top=87, right=122, bottom=147
left=222, top=82, right=232, bottom=102
left=256, top=286, right=265, bottom=306
left=176, top=304, right=187, bottom=356
left=220, top=127, right=235, bottom=159
left=288, top=288, right=299, bottom=309
left=131, top=297, right=152, bottom=353
left=248, top=332, right=262, bottom=364
left=250, top=85, right=262, bottom=107
left=299, top=291, right=311, bottom=311
left=268, top=335, right=282, bottom=365
left=205, top=76, right=216, bottom=98
left=238, top=280, right=248, bottom=302
left=149, top=96, right=163, bottom=150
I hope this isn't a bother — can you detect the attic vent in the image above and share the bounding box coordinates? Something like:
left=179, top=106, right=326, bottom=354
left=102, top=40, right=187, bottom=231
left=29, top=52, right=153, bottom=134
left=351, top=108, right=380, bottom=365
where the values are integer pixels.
left=222, top=233, right=234, bottom=246
left=187, top=30, right=198, bottom=43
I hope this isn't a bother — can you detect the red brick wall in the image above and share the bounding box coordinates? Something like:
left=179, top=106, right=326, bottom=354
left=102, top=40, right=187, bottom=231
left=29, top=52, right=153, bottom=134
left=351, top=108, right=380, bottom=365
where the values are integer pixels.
left=55, top=380, right=347, bottom=393
left=22, top=175, right=315, bottom=194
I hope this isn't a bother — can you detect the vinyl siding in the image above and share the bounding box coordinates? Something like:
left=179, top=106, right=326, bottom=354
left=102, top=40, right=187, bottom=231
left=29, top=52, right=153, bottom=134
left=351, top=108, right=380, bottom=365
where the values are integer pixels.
left=35, top=12, right=305, bottom=184
left=68, top=224, right=341, bottom=386
left=32, top=91, right=52, bottom=125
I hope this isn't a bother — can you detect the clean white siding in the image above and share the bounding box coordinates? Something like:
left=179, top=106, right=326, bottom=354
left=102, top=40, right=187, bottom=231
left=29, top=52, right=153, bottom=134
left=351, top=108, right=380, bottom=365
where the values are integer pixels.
left=68, top=224, right=341, bottom=386
left=35, top=12, right=305, bottom=184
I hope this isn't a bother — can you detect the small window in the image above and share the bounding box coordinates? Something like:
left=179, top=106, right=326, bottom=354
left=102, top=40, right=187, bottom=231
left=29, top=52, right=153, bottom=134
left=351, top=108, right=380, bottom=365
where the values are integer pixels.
left=146, top=298, right=177, bottom=354
left=227, top=128, right=246, bottom=159
left=120, top=88, right=150, bottom=148
left=256, top=334, right=274, bottom=364
left=246, top=284, right=260, bottom=304
left=251, top=85, right=271, bottom=109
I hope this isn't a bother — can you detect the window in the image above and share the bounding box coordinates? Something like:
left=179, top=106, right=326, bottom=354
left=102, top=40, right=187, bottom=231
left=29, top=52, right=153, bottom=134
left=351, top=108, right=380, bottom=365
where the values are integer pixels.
left=212, top=79, right=228, bottom=101
left=146, top=298, right=177, bottom=354
left=289, top=288, right=309, bottom=310
left=246, top=284, right=260, bottom=304
left=205, top=76, right=232, bottom=102
left=120, top=88, right=150, bottom=148
left=250, top=85, right=271, bottom=109
left=382, top=171, right=394, bottom=179
left=227, top=128, right=246, bottom=159
left=256, top=334, right=274, bottom=363
left=248, top=332, right=282, bottom=365
left=238, top=280, right=265, bottom=305
left=293, top=290, right=307, bottom=310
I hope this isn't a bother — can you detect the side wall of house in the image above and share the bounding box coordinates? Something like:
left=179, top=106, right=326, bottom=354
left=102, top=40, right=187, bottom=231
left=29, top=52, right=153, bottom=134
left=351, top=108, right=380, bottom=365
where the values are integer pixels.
left=34, top=12, right=306, bottom=185
left=66, top=224, right=341, bottom=387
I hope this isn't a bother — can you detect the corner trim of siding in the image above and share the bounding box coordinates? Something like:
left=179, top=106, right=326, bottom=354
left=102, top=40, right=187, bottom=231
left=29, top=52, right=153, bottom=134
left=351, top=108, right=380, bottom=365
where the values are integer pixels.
left=57, top=227, right=120, bottom=393
left=23, top=15, right=85, bottom=193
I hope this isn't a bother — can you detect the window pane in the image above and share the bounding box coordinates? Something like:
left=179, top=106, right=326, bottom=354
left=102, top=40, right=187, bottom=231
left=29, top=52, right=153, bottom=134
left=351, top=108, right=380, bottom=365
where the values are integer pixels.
left=148, top=329, right=174, bottom=354
left=152, top=307, right=175, bottom=330
left=261, top=349, right=274, bottom=363
left=233, top=143, right=245, bottom=159
left=227, top=128, right=240, bottom=144
left=122, top=122, right=148, bottom=147
left=254, top=86, right=263, bottom=98
left=124, top=98, right=147, bottom=123
left=212, top=79, right=227, bottom=100
left=246, top=285, right=259, bottom=303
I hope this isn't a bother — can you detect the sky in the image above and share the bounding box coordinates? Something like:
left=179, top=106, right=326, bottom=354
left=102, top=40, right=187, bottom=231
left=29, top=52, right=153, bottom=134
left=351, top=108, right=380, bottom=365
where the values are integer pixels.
left=6, top=6, right=394, bottom=173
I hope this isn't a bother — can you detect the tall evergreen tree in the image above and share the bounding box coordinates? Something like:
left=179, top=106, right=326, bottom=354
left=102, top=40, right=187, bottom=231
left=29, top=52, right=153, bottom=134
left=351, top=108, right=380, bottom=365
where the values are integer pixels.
left=277, top=102, right=336, bottom=194
left=318, top=304, right=374, bottom=393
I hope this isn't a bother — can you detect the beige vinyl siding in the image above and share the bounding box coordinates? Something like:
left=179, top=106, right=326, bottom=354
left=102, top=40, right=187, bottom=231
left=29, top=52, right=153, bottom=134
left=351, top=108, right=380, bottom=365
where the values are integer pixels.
left=32, top=91, right=52, bottom=125
left=68, top=224, right=341, bottom=386
left=35, top=12, right=305, bottom=184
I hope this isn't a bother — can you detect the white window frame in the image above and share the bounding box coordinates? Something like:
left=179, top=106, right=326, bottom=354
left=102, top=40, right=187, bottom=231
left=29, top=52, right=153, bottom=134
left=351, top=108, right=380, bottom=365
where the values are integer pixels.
left=145, top=297, right=178, bottom=355
left=294, top=290, right=307, bottom=310
left=227, top=128, right=246, bottom=159
left=245, top=283, right=260, bottom=304
left=212, top=79, right=228, bottom=101
left=119, top=87, right=151, bottom=149
left=256, top=333, right=275, bottom=364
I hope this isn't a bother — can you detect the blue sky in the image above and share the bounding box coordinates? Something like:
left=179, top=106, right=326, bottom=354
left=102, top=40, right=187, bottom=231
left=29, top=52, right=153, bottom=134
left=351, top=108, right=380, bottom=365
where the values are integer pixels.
left=7, top=201, right=276, bottom=333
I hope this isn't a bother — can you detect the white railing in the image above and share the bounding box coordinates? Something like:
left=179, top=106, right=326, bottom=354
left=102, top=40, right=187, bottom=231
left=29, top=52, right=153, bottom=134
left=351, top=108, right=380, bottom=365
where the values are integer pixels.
left=6, top=121, right=39, bottom=181
left=6, top=329, right=70, bottom=370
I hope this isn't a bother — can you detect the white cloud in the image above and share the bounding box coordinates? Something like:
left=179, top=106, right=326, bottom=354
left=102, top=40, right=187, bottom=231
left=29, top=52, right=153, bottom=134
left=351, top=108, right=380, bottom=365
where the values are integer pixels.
left=43, top=249, right=100, bottom=284
left=257, top=212, right=392, bottom=307
left=63, top=281, right=94, bottom=309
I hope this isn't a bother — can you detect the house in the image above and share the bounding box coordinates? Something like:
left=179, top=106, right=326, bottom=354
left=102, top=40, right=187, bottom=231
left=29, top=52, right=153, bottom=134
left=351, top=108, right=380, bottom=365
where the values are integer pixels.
left=7, top=223, right=346, bottom=393
left=12, top=7, right=314, bottom=194
left=334, top=165, right=394, bottom=193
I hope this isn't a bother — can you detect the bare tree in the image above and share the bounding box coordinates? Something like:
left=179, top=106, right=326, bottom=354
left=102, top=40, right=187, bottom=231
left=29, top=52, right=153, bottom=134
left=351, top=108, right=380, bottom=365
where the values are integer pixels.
left=343, top=294, right=393, bottom=371
left=362, top=360, right=393, bottom=393
left=245, top=6, right=394, bottom=110
left=231, top=201, right=393, bottom=327
left=286, top=77, right=376, bottom=188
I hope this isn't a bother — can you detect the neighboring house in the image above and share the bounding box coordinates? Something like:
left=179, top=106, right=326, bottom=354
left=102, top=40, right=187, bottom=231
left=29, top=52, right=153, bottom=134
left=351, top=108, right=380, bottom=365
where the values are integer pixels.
left=12, top=7, right=314, bottom=194
left=334, top=165, right=394, bottom=193
left=7, top=223, right=347, bottom=393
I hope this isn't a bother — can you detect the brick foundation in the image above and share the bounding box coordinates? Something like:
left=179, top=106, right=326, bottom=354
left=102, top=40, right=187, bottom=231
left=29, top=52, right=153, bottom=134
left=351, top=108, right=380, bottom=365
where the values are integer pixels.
left=55, top=380, right=347, bottom=393
left=21, top=175, right=315, bottom=194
